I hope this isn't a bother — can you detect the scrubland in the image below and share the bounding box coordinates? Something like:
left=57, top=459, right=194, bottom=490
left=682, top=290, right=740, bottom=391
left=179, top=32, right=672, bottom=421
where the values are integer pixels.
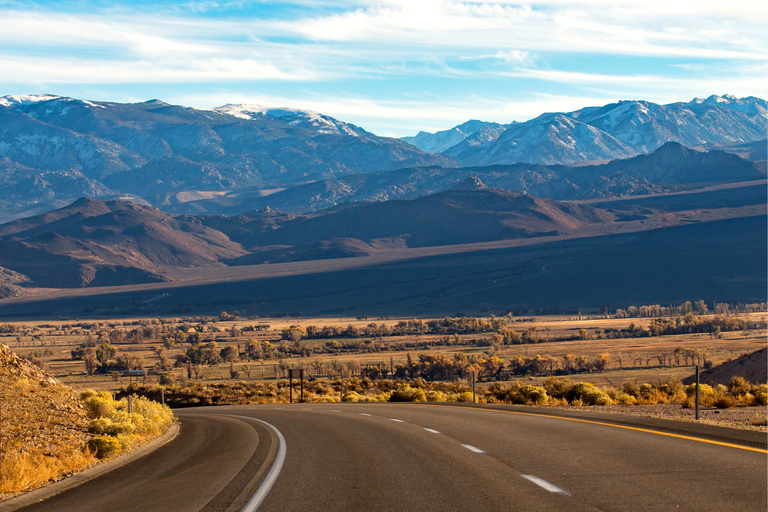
left=0, top=342, right=174, bottom=497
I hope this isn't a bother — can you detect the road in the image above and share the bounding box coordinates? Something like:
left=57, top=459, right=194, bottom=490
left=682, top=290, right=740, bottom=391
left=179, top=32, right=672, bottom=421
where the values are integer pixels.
left=16, top=404, right=768, bottom=511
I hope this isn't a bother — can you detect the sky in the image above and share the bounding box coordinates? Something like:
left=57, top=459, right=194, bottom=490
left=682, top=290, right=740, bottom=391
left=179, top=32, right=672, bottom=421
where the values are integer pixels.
left=1, top=0, right=766, bottom=136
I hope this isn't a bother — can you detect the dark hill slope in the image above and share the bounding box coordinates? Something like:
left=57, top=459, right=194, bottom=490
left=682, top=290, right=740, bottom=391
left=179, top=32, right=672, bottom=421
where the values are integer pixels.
left=0, top=198, right=246, bottom=287
left=220, top=187, right=614, bottom=264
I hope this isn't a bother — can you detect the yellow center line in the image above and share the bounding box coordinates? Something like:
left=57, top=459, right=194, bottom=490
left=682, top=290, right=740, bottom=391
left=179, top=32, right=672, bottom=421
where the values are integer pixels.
left=420, top=403, right=768, bottom=454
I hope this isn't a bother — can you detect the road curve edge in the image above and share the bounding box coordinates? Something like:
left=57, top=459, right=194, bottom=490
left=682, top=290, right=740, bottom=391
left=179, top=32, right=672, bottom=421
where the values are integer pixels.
left=0, top=422, right=181, bottom=512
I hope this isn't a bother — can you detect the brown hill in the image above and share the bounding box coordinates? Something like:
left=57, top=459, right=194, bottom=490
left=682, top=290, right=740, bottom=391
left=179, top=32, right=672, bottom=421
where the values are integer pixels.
left=0, top=198, right=247, bottom=287
left=222, top=187, right=614, bottom=253
left=685, top=347, right=768, bottom=386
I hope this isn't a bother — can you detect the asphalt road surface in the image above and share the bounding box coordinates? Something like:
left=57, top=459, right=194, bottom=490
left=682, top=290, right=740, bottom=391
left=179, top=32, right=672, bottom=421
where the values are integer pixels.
left=17, top=404, right=768, bottom=511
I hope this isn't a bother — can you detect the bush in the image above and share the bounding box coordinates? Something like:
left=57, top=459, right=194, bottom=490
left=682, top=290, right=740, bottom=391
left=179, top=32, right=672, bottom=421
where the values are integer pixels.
left=684, top=383, right=714, bottom=398
left=83, top=394, right=116, bottom=419
left=425, top=390, right=448, bottom=402
left=713, top=395, right=736, bottom=409
left=615, top=393, right=637, bottom=405
left=567, top=382, right=596, bottom=403
left=728, top=377, right=752, bottom=396
left=621, top=382, right=640, bottom=397
left=389, top=385, right=426, bottom=402
left=518, top=385, right=548, bottom=405
left=452, top=391, right=474, bottom=403
left=87, top=435, right=122, bottom=459
left=583, top=389, right=612, bottom=406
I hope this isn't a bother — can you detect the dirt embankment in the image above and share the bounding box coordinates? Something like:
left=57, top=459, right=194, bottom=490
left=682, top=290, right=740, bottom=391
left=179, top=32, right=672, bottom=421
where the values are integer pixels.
left=0, top=343, right=91, bottom=497
left=683, top=347, right=767, bottom=387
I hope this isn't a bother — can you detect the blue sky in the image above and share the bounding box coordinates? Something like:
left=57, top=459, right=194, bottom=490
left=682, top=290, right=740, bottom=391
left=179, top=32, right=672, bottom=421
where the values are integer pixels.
left=1, top=0, right=765, bottom=136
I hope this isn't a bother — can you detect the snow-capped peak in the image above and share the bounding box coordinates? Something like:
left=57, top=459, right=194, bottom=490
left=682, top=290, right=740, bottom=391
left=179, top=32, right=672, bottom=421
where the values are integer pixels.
left=0, top=94, right=62, bottom=108
left=213, top=104, right=363, bottom=137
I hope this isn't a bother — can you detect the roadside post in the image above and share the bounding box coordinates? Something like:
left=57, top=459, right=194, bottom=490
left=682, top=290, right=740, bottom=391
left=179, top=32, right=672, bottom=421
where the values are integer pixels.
left=161, top=387, right=165, bottom=407
left=289, top=368, right=303, bottom=404
left=695, top=365, right=700, bottom=421
left=128, top=395, right=133, bottom=414
left=472, top=371, right=476, bottom=403
left=340, top=381, right=344, bottom=403
left=237, top=389, right=240, bottom=405
left=300, top=369, right=305, bottom=403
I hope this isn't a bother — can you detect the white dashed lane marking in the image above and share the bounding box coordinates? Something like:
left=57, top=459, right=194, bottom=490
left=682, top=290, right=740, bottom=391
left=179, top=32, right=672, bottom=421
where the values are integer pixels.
left=359, top=413, right=372, bottom=417
left=461, top=444, right=486, bottom=453
left=521, top=475, right=572, bottom=496
left=424, top=428, right=441, bottom=434
left=389, top=418, right=405, bottom=423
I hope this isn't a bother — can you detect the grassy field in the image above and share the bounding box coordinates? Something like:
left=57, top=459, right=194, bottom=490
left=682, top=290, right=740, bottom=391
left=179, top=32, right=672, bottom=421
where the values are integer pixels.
left=2, top=312, right=764, bottom=393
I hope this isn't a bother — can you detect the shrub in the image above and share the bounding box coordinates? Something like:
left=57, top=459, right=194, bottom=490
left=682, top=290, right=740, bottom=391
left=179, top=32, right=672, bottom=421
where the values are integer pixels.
left=583, top=389, right=613, bottom=406
left=543, top=377, right=571, bottom=399
left=615, top=393, right=637, bottom=405
left=425, top=390, right=448, bottom=402
left=87, top=435, right=122, bottom=459
left=713, top=395, right=736, bottom=409
left=389, top=385, right=426, bottom=402
left=566, top=382, right=595, bottom=403
left=518, top=385, right=548, bottom=405
left=728, top=377, right=751, bottom=395
left=684, top=383, right=714, bottom=398
left=620, top=382, right=640, bottom=398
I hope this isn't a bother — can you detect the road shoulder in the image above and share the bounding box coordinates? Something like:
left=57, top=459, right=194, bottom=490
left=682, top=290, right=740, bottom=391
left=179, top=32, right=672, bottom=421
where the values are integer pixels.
left=422, top=403, right=768, bottom=450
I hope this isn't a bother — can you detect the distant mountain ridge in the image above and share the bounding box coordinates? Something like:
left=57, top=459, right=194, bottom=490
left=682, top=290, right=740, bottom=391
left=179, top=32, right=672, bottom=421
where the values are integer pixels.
left=0, top=94, right=450, bottom=221
left=178, top=142, right=764, bottom=214
left=403, top=95, right=767, bottom=167
left=0, top=93, right=765, bottom=223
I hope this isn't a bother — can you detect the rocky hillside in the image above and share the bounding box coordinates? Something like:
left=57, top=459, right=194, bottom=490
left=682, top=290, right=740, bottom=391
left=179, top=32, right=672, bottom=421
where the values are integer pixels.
left=0, top=343, right=91, bottom=495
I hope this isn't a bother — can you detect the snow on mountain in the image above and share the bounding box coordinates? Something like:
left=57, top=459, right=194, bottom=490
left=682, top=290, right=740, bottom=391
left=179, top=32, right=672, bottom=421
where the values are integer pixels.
left=0, top=94, right=63, bottom=108
left=448, top=95, right=767, bottom=167
left=401, top=120, right=510, bottom=154
left=450, top=114, right=634, bottom=166
left=214, top=104, right=367, bottom=137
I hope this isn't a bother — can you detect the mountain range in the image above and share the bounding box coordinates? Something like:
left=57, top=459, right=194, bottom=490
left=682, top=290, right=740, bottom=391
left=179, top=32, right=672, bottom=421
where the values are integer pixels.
left=169, top=142, right=765, bottom=214
left=0, top=94, right=765, bottom=222
left=405, top=95, right=767, bottom=167
left=0, top=95, right=449, bottom=222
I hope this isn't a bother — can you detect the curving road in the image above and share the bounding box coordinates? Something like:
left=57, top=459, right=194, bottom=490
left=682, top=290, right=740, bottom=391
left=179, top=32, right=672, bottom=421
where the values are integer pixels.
left=15, top=404, right=768, bottom=512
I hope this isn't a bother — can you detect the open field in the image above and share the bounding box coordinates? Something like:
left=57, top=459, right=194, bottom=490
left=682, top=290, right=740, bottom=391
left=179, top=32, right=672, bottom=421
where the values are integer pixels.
left=3, top=312, right=764, bottom=393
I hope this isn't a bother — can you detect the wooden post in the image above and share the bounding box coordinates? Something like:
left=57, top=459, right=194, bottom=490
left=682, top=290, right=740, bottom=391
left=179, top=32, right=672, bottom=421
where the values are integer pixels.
left=472, top=372, right=476, bottom=404
left=161, top=388, right=165, bottom=407
left=289, top=376, right=293, bottom=404
left=128, top=395, right=133, bottom=414
left=695, top=365, right=700, bottom=421
left=300, top=369, right=304, bottom=404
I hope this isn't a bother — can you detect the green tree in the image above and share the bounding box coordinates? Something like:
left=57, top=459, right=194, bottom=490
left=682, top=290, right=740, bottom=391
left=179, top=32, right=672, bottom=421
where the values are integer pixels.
left=96, top=342, right=117, bottom=364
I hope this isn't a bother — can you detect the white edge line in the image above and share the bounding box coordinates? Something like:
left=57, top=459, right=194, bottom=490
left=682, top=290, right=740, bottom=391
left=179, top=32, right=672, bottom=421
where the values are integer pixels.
left=424, top=428, right=441, bottom=434
left=461, top=444, right=486, bottom=453
left=520, top=475, right=572, bottom=496
left=390, top=418, right=405, bottom=423
left=224, top=415, right=287, bottom=512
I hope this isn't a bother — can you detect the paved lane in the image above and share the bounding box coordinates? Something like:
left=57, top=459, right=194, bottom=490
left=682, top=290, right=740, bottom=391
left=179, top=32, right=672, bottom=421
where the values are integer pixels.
left=17, top=403, right=767, bottom=512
